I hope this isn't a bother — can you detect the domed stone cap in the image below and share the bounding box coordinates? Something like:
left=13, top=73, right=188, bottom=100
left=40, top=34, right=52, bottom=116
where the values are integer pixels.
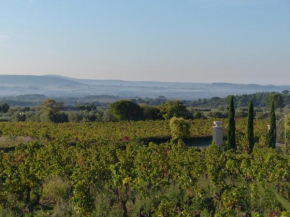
left=214, top=121, right=222, bottom=127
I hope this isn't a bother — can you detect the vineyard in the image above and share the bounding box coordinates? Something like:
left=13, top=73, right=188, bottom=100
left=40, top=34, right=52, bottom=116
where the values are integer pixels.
left=0, top=118, right=268, bottom=143
left=0, top=118, right=290, bottom=216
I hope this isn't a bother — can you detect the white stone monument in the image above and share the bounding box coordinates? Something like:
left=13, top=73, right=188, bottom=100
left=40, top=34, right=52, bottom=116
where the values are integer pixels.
left=213, top=121, right=223, bottom=148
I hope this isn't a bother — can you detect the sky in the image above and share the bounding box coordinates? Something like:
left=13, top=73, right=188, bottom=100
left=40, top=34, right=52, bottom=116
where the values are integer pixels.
left=0, top=0, right=290, bottom=85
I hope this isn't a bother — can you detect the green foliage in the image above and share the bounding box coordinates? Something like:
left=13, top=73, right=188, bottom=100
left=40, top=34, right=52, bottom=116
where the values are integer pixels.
left=142, top=106, right=162, bottom=120
left=0, top=103, right=10, bottom=113
left=170, top=117, right=191, bottom=141
left=275, top=191, right=290, bottom=212
left=268, top=93, right=284, bottom=109
left=39, top=99, right=63, bottom=115
left=68, top=111, right=96, bottom=122
left=269, top=101, right=276, bottom=148
left=247, top=100, right=255, bottom=153
left=159, top=101, right=188, bottom=120
left=110, top=100, right=143, bottom=121
left=191, top=92, right=287, bottom=109
left=51, top=199, right=76, bottom=217
left=38, top=99, right=67, bottom=123
left=227, top=96, right=236, bottom=150
left=0, top=118, right=288, bottom=216
left=41, top=176, right=70, bottom=203
left=76, top=103, right=96, bottom=111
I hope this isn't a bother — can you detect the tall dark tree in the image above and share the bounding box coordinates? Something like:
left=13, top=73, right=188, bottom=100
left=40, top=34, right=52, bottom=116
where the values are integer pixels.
left=227, top=96, right=236, bottom=150
left=268, top=101, right=276, bottom=148
left=247, top=100, right=254, bottom=153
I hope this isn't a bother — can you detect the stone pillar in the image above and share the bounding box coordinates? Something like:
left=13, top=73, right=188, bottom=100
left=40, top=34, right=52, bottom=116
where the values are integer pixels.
left=213, top=121, right=223, bottom=148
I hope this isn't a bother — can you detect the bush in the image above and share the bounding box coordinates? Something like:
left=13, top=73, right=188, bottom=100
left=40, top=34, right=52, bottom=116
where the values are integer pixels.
left=170, top=117, right=191, bottom=141
left=51, top=199, right=76, bottom=217
left=41, top=177, right=70, bottom=203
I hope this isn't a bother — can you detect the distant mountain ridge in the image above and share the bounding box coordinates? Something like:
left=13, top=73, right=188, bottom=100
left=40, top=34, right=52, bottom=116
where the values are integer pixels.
left=0, top=74, right=289, bottom=99
left=0, top=75, right=83, bottom=86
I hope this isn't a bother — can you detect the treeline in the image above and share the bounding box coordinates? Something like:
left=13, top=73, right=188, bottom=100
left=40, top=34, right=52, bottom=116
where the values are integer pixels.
left=0, top=91, right=289, bottom=123
left=190, top=91, right=289, bottom=108
left=0, top=99, right=194, bottom=123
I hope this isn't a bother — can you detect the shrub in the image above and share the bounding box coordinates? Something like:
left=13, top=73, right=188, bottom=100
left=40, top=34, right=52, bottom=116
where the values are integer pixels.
left=170, top=117, right=190, bottom=141
left=41, top=177, right=70, bottom=203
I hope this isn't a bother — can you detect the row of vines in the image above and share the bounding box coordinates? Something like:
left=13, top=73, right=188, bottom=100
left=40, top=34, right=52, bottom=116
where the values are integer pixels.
left=0, top=118, right=268, bottom=142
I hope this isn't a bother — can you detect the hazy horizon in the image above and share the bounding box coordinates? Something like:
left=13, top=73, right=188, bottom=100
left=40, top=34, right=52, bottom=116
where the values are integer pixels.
left=1, top=0, right=289, bottom=85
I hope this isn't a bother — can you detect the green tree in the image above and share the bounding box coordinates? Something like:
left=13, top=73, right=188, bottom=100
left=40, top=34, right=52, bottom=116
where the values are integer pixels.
left=39, top=99, right=67, bottom=123
left=76, top=104, right=96, bottom=111
left=247, top=100, right=254, bottom=153
left=39, top=99, right=63, bottom=115
left=159, top=101, right=188, bottom=120
left=267, top=93, right=284, bottom=109
left=142, top=106, right=162, bottom=120
left=110, top=100, right=143, bottom=121
left=0, top=103, right=10, bottom=113
left=268, top=101, right=276, bottom=148
left=170, top=117, right=191, bottom=141
left=227, top=96, right=236, bottom=150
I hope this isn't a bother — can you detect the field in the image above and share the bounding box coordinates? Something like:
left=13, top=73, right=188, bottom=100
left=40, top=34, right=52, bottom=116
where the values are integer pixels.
left=1, top=118, right=289, bottom=216
left=0, top=118, right=268, bottom=143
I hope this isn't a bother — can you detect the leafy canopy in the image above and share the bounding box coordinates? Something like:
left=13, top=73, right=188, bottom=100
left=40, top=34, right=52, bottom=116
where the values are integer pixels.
left=159, top=101, right=188, bottom=120
left=110, top=100, right=143, bottom=121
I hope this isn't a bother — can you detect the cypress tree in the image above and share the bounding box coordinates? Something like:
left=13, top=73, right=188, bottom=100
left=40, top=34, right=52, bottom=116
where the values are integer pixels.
left=268, top=101, right=276, bottom=148
left=227, top=96, right=236, bottom=150
left=247, top=100, right=254, bottom=153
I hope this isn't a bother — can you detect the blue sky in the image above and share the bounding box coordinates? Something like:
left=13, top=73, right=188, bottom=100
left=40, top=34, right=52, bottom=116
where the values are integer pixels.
left=0, top=0, right=289, bottom=84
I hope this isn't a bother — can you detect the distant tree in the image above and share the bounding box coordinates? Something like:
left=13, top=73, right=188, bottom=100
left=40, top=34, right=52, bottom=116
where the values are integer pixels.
left=267, top=93, right=284, bottom=109
left=247, top=100, right=254, bottom=153
left=170, top=117, right=191, bottom=141
left=110, top=100, right=143, bottom=121
left=268, top=101, right=276, bottom=148
left=39, top=99, right=67, bottom=123
left=282, top=90, right=289, bottom=95
left=39, top=99, right=63, bottom=115
left=143, top=106, right=162, bottom=120
left=68, top=111, right=83, bottom=122
left=101, top=110, right=116, bottom=122
left=193, top=111, right=205, bottom=119
left=76, top=104, right=96, bottom=111
left=227, top=96, right=236, bottom=150
left=81, top=111, right=96, bottom=122
left=0, top=103, right=10, bottom=113
left=159, top=101, right=188, bottom=120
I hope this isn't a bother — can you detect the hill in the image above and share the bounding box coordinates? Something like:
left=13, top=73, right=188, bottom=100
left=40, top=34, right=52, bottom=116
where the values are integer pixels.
left=0, top=74, right=289, bottom=99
